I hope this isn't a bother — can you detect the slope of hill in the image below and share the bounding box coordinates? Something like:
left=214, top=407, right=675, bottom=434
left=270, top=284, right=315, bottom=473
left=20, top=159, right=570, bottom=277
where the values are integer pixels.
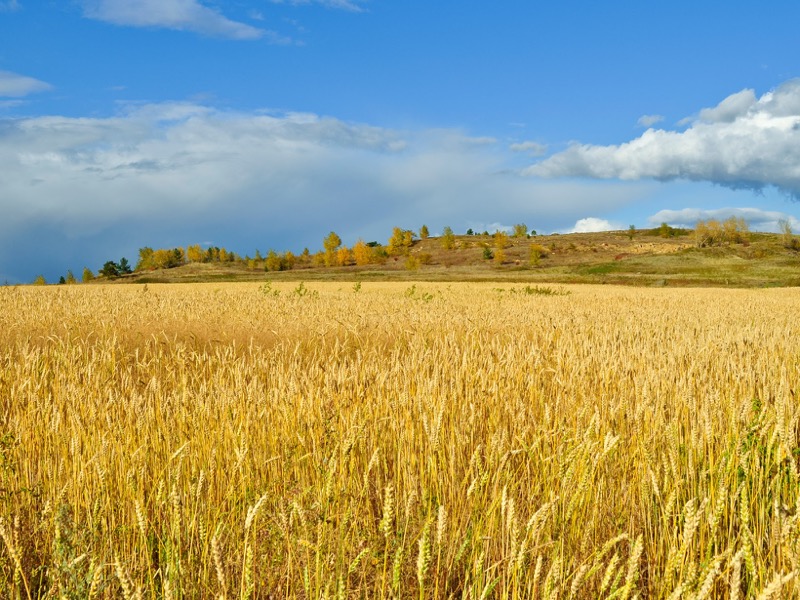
left=122, top=229, right=800, bottom=288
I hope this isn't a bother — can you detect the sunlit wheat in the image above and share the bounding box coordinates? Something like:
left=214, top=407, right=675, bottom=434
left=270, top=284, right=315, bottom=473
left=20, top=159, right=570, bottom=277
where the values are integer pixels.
left=0, top=282, right=799, bottom=597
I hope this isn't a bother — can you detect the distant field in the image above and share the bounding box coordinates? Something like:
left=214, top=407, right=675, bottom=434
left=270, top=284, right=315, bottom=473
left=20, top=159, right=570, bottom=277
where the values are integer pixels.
left=2, top=283, right=800, bottom=597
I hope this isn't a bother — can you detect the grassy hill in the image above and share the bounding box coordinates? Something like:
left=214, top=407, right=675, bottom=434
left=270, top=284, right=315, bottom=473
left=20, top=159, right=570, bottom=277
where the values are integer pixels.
left=123, top=228, right=800, bottom=287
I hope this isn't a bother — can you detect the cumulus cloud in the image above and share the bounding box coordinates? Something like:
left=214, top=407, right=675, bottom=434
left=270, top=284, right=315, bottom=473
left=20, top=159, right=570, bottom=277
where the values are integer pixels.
left=637, top=114, right=664, bottom=127
left=526, top=79, right=800, bottom=198
left=648, top=207, right=800, bottom=232
left=0, top=103, right=647, bottom=282
left=81, top=0, right=268, bottom=40
left=0, top=71, right=52, bottom=97
left=697, top=89, right=757, bottom=123
left=565, top=217, right=620, bottom=234
left=510, top=141, right=547, bottom=156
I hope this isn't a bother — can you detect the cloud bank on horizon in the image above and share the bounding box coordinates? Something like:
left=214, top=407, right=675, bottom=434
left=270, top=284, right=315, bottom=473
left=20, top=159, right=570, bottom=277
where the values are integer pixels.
left=0, top=100, right=650, bottom=282
left=527, top=79, right=800, bottom=198
left=0, top=101, right=645, bottom=233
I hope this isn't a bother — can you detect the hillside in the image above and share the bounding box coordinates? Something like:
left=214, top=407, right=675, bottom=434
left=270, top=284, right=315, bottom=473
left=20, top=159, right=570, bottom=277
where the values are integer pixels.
left=120, top=229, right=800, bottom=288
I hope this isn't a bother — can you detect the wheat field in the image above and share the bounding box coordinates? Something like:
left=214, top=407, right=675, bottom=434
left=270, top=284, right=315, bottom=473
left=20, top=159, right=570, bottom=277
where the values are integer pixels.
left=1, top=281, right=799, bottom=598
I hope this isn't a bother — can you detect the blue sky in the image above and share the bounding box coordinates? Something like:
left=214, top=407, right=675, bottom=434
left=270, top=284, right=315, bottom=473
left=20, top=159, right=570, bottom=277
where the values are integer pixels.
left=2, top=1, right=800, bottom=282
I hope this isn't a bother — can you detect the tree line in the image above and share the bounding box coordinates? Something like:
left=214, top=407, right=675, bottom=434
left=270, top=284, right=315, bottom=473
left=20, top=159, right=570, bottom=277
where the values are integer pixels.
left=36, top=218, right=793, bottom=284
left=32, top=223, right=540, bottom=284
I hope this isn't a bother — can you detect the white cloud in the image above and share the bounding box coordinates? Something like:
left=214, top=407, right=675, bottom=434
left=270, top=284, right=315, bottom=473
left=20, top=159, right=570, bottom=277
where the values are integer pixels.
left=0, top=105, right=394, bottom=236
left=565, top=217, right=620, bottom=234
left=648, top=207, right=800, bottom=233
left=698, top=89, right=756, bottom=123
left=509, top=141, right=547, bottom=156
left=81, top=0, right=268, bottom=40
left=637, top=114, right=664, bottom=127
left=526, top=79, right=800, bottom=198
left=270, top=0, right=367, bottom=11
left=0, top=71, right=52, bottom=97
left=0, top=0, right=19, bottom=11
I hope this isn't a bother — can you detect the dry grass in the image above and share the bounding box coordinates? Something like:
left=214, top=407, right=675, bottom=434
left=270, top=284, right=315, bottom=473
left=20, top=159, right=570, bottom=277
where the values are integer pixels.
left=2, top=282, right=800, bottom=598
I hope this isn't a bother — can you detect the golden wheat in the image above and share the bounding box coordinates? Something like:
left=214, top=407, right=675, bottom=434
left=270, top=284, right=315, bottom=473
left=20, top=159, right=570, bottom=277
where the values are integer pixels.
left=0, top=282, right=799, bottom=597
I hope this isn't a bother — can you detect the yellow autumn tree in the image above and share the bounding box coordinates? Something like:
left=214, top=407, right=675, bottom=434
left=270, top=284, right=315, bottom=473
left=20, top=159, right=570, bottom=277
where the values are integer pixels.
left=441, top=226, right=456, bottom=250
left=353, top=240, right=372, bottom=266
left=512, top=223, right=528, bottom=238
left=323, top=232, right=342, bottom=267
left=337, top=246, right=353, bottom=266
left=265, top=250, right=283, bottom=272
left=722, top=216, right=749, bottom=244
left=187, top=244, right=204, bottom=263
left=387, top=227, right=414, bottom=256
left=696, top=218, right=748, bottom=246
left=494, top=230, right=511, bottom=249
